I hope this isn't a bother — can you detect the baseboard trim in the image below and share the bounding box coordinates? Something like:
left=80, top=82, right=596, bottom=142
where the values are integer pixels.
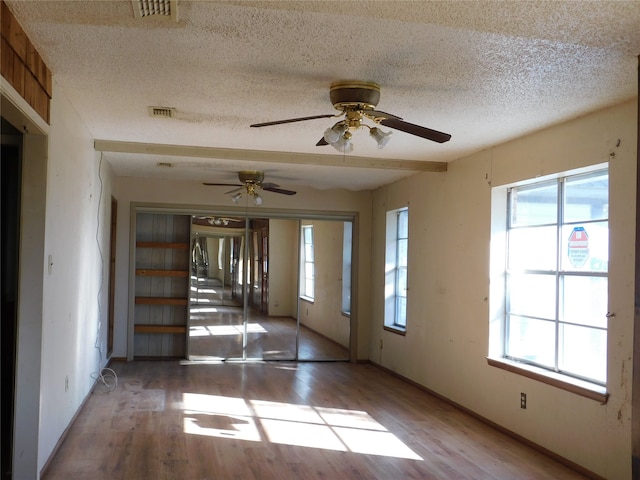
left=369, top=361, right=605, bottom=480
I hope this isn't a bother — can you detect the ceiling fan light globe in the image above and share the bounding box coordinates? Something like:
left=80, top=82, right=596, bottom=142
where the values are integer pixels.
left=370, top=127, right=392, bottom=149
left=253, top=193, right=263, bottom=206
left=323, top=127, right=341, bottom=144
left=331, top=136, right=353, bottom=153
left=231, top=192, right=243, bottom=203
left=344, top=140, right=354, bottom=153
left=324, top=123, right=347, bottom=144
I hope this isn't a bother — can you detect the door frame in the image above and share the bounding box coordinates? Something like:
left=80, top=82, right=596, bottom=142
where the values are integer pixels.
left=127, top=202, right=358, bottom=362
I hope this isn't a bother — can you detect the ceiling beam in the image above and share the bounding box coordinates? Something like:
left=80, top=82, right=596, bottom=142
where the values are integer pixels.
left=94, top=140, right=448, bottom=172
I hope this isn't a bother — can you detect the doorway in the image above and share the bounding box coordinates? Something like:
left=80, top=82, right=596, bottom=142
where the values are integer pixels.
left=1, top=118, right=22, bottom=480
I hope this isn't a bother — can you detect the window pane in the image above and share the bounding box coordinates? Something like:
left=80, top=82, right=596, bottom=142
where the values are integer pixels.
left=508, top=226, right=556, bottom=271
left=396, top=266, right=407, bottom=297
left=342, top=222, right=352, bottom=314
left=398, top=209, right=408, bottom=237
left=304, top=227, right=313, bottom=242
left=510, top=182, right=558, bottom=227
left=564, top=171, right=608, bottom=223
left=397, top=238, right=408, bottom=267
left=559, top=323, right=606, bottom=383
left=304, top=263, right=314, bottom=279
left=305, top=279, right=314, bottom=297
left=507, top=315, right=555, bottom=367
left=395, top=297, right=406, bottom=327
left=508, top=273, right=556, bottom=319
left=305, top=244, right=314, bottom=261
left=561, top=275, right=607, bottom=328
left=561, top=222, right=608, bottom=272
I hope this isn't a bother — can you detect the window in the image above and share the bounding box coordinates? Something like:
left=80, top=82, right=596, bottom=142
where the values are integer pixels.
left=504, top=169, right=608, bottom=385
left=384, top=207, right=408, bottom=331
left=300, top=224, right=314, bottom=300
left=342, top=221, right=352, bottom=315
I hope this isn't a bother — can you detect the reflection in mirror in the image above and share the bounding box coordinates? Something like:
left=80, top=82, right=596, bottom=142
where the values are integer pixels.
left=188, top=215, right=352, bottom=362
left=189, top=216, right=245, bottom=360
left=297, top=219, right=351, bottom=361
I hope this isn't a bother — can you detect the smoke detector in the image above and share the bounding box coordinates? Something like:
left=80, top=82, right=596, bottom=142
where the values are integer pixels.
left=132, top=0, right=178, bottom=21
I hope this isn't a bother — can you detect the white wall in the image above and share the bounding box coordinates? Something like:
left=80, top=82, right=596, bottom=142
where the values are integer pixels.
left=369, top=100, right=636, bottom=479
left=268, top=218, right=297, bottom=317
left=27, top=82, right=115, bottom=473
left=111, top=177, right=373, bottom=360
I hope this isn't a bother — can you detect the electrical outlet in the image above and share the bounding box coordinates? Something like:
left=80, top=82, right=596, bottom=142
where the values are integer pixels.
left=379, top=339, right=383, bottom=349
left=520, top=392, right=527, bottom=409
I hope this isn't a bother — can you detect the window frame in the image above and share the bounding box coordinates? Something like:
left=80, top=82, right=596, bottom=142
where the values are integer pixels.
left=384, top=207, right=408, bottom=334
left=300, top=224, right=315, bottom=302
left=488, top=165, right=609, bottom=403
left=341, top=221, right=352, bottom=316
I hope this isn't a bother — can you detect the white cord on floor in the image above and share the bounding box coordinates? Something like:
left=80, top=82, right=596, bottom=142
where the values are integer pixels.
left=91, top=367, right=118, bottom=393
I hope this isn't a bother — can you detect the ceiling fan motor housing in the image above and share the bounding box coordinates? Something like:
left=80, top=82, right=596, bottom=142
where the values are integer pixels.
left=330, top=81, right=380, bottom=111
left=238, top=170, right=264, bottom=184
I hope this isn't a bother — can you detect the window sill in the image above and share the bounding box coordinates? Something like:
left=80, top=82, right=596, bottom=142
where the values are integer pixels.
left=383, top=325, right=406, bottom=336
left=487, top=357, right=608, bottom=404
left=299, top=296, right=314, bottom=304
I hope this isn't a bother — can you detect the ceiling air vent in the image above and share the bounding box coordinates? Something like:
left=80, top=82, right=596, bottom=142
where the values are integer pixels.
left=132, top=0, right=178, bottom=21
left=149, top=106, right=176, bottom=118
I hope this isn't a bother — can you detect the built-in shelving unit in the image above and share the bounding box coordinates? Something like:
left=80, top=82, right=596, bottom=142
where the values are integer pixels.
left=133, top=213, right=190, bottom=358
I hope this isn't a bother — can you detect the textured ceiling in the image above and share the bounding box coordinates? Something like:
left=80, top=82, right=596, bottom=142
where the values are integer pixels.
left=5, top=0, right=640, bottom=191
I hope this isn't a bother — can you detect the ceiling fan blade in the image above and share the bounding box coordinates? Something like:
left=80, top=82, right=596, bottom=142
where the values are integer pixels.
left=316, top=137, right=328, bottom=146
left=203, top=182, right=242, bottom=187
left=364, top=110, right=403, bottom=120
left=224, top=187, right=244, bottom=195
left=250, top=114, right=336, bottom=128
left=263, top=186, right=297, bottom=195
left=260, top=182, right=281, bottom=189
left=379, top=117, right=451, bottom=143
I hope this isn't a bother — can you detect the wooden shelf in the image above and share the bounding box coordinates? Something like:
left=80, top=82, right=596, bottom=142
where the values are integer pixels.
left=135, top=296, right=188, bottom=306
left=134, top=324, right=187, bottom=334
left=136, top=241, right=189, bottom=249
left=133, top=213, right=191, bottom=358
left=136, top=269, right=189, bottom=277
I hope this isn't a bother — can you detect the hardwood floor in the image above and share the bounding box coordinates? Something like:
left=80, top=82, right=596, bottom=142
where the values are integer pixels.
left=42, top=360, right=589, bottom=480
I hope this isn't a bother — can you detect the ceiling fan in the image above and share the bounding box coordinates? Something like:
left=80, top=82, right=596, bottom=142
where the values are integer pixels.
left=204, top=171, right=296, bottom=205
left=192, top=215, right=243, bottom=226
left=250, top=81, right=451, bottom=152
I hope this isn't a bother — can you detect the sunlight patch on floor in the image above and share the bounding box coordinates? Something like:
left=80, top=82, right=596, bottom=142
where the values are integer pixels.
left=191, top=287, right=219, bottom=294
left=191, top=306, right=219, bottom=315
left=261, top=418, right=348, bottom=451
left=181, top=393, right=423, bottom=460
left=190, top=306, right=219, bottom=314
left=189, top=323, right=268, bottom=337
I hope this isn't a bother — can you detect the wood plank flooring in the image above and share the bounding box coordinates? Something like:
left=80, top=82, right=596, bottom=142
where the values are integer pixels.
left=42, top=360, right=589, bottom=480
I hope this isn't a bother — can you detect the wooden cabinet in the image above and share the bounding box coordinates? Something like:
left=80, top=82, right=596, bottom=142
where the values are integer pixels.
left=133, top=214, right=190, bottom=358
